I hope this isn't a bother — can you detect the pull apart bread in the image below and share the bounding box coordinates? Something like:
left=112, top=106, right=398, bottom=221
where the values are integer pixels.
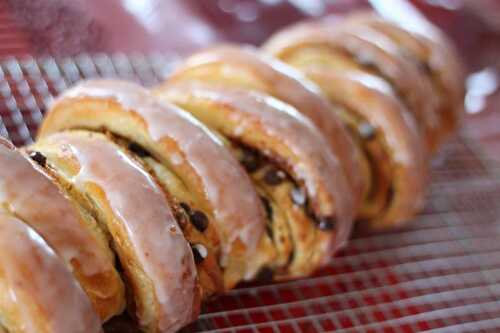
left=263, top=14, right=464, bottom=228
left=155, top=82, right=354, bottom=279
left=162, top=45, right=366, bottom=214
left=339, top=12, right=465, bottom=142
left=0, top=10, right=465, bottom=333
left=263, top=19, right=442, bottom=153
left=38, top=79, right=353, bottom=284
left=0, top=136, right=124, bottom=321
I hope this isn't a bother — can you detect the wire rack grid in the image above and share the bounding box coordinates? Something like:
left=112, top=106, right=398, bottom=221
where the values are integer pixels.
left=0, top=54, right=499, bottom=333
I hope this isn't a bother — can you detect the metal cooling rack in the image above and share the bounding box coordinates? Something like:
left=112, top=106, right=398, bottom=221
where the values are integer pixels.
left=1, top=55, right=499, bottom=333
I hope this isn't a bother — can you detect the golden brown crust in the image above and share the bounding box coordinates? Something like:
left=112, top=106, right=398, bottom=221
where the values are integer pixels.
left=340, top=12, right=465, bottom=144
left=134, top=155, right=224, bottom=300
left=0, top=139, right=125, bottom=321
left=0, top=212, right=103, bottom=333
left=38, top=79, right=267, bottom=289
left=0, top=11, right=465, bottom=332
left=305, top=68, right=427, bottom=228
left=262, top=20, right=440, bottom=153
left=164, top=45, right=366, bottom=211
left=156, top=82, right=354, bottom=276
left=32, top=131, right=201, bottom=333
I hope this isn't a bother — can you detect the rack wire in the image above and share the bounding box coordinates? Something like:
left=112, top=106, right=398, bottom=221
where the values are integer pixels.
left=0, top=54, right=498, bottom=333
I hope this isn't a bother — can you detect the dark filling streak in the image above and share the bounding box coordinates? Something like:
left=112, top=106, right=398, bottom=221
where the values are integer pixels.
left=259, top=196, right=274, bottom=239
left=240, top=146, right=262, bottom=173
left=339, top=47, right=411, bottom=113
left=260, top=196, right=273, bottom=220
left=180, top=202, right=192, bottom=214
left=232, top=140, right=287, bottom=176
left=108, top=134, right=209, bottom=234
left=360, top=131, right=396, bottom=214
left=384, top=185, right=395, bottom=213
left=234, top=140, right=334, bottom=232
left=124, top=139, right=199, bottom=232
left=115, top=136, right=214, bottom=240
left=103, top=315, right=141, bottom=333
left=128, top=142, right=151, bottom=158
left=362, top=142, right=380, bottom=200
left=28, top=150, right=47, bottom=167
left=341, top=104, right=396, bottom=216
left=255, top=266, right=274, bottom=282
left=263, top=167, right=286, bottom=186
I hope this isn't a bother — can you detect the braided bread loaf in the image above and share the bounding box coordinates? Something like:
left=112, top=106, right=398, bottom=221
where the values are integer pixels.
left=0, top=12, right=464, bottom=333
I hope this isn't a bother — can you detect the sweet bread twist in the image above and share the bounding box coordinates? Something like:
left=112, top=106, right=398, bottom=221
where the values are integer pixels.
left=0, top=12, right=464, bottom=333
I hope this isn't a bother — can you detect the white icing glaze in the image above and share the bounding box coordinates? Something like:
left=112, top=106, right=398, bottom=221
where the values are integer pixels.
left=163, top=84, right=354, bottom=252
left=303, top=68, right=427, bottom=226
left=180, top=45, right=325, bottom=98
left=0, top=141, right=112, bottom=277
left=352, top=13, right=465, bottom=123
left=333, top=25, right=441, bottom=136
left=342, top=70, right=423, bottom=168
left=265, top=21, right=440, bottom=141
left=343, top=71, right=394, bottom=100
left=0, top=212, right=102, bottom=333
left=58, top=80, right=265, bottom=264
left=0, top=137, right=13, bottom=149
left=173, top=45, right=364, bottom=210
left=368, top=0, right=442, bottom=42
left=45, top=132, right=199, bottom=332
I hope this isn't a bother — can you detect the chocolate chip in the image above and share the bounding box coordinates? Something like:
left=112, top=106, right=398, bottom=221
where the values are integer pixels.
left=317, top=216, right=337, bottom=231
left=260, top=196, right=273, bottom=220
left=255, top=266, right=274, bottom=282
left=189, top=210, right=209, bottom=232
left=29, top=151, right=47, bottom=167
left=265, top=224, right=273, bottom=238
left=358, top=122, right=375, bottom=140
left=179, top=202, right=192, bottom=214
left=263, top=168, right=286, bottom=186
left=191, top=244, right=207, bottom=264
left=128, top=143, right=150, bottom=158
left=290, top=187, right=307, bottom=206
left=241, top=150, right=261, bottom=173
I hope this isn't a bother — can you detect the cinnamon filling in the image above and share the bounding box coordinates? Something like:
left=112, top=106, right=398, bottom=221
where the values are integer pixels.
left=234, top=141, right=336, bottom=232
left=128, top=142, right=151, bottom=158
left=28, top=150, right=47, bottom=167
left=74, top=132, right=224, bottom=297
left=284, top=45, right=412, bottom=120
left=180, top=202, right=209, bottom=233
left=341, top=112, right=395, bottom=220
